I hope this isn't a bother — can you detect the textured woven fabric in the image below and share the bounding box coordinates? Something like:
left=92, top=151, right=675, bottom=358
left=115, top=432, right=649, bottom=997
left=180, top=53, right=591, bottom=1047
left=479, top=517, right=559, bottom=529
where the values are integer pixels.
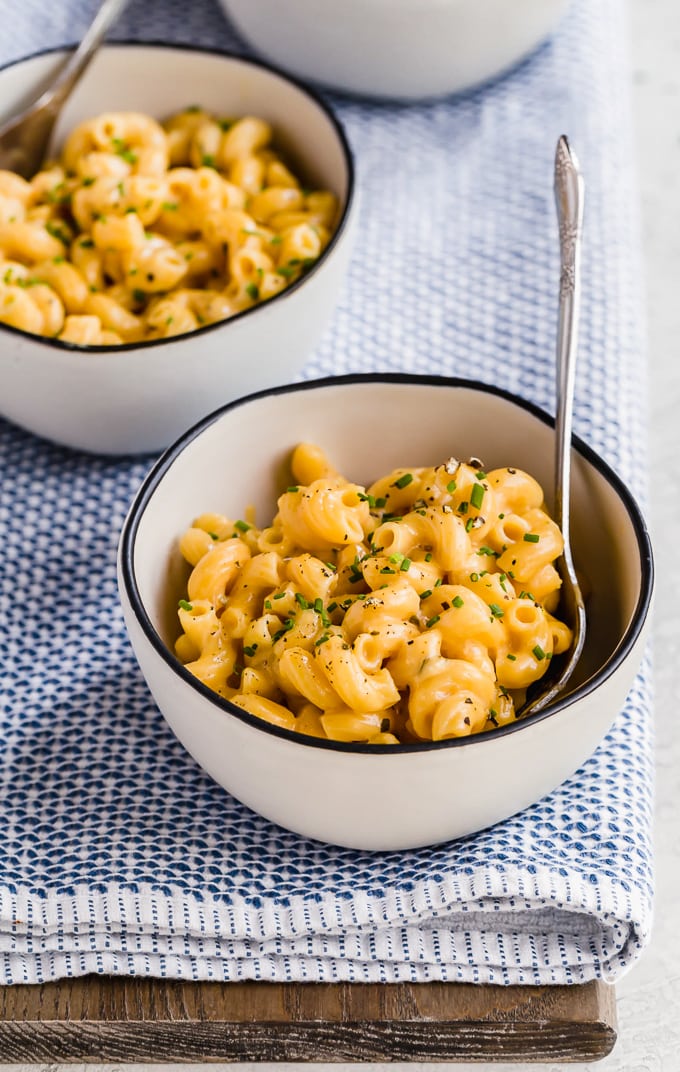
left=0, top=0, right=653, bottom=985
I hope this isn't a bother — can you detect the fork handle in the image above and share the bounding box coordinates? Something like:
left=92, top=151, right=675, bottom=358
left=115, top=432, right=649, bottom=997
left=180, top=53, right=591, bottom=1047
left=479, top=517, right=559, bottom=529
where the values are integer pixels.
left=33, top=0, right=129, bottom=115
left=553, top=134, right=584, bottom=538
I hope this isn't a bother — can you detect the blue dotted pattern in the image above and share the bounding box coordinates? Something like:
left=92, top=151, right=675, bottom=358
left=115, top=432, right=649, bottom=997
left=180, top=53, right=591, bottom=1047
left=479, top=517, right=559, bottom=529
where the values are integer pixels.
left=0, top=0, right=653, bottom=984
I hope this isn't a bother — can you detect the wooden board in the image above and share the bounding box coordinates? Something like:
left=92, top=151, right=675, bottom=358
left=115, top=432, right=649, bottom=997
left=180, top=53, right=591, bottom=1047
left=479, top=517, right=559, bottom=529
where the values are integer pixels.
left=0, top=978, right=617, bottom=1063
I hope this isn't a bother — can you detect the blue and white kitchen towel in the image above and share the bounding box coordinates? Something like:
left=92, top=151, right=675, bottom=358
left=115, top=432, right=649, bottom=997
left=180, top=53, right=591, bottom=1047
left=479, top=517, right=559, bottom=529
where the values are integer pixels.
left=0, top=0, right=653, bottom=985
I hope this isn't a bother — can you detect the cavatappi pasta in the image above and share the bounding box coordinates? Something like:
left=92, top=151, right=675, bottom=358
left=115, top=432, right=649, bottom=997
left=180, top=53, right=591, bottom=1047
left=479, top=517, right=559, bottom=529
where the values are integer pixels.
left=0, top=109, right=338, bottom=345
left=174, top=445, right=573, bottom=744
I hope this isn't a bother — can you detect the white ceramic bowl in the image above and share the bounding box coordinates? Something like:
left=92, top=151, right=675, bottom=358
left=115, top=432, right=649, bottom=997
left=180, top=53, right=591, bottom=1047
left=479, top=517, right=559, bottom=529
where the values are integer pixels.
left=118, top=375, right=653, bottom=850
left=218, top=0, right=571, bottom=101
left=0, top=45, right=356, bottom=454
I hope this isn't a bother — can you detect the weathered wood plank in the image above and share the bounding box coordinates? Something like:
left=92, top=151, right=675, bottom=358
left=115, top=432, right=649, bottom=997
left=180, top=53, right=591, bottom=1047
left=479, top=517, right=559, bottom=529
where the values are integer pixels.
left=0, top=979, right=617, bottom=1063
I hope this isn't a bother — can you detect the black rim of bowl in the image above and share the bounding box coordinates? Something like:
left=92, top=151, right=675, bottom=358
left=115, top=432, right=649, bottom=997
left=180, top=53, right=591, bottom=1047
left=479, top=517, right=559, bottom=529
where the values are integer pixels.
left=0, top=41, right=355, bottom=354
left=119, top=373, right=655, bottom=754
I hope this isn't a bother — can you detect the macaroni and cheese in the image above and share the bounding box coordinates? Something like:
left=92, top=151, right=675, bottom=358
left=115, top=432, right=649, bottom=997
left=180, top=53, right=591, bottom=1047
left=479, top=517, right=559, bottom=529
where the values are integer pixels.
left=174, top=444, right=574, bottom=744
left=0, top=108, right=338, bottom=345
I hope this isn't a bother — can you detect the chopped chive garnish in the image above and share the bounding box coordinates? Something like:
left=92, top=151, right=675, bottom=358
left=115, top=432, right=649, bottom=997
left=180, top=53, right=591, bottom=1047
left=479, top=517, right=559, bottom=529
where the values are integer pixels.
left=400, top=557, right=411, bottom=572
left=470, top=484, right=485, bottom=509
left=280, top=618, right=296, bottom=638
left=243, top=644, right=258, bottom=657
left=245, top=282, right=259, bottom=300
left=313, top=598, right=324, bottom=614
left=273, top=592, right=286, bottom=600
left=132, top=288, right=146, bottom=304
left=419, top=589, right=432, bottom=600
left=452, top=595, right=464, bottom=608
left=469, top=572, right=479, bottom=582
left=426, top=615, right=440, bottom=629
left=434, top=578, right=442, bottom=587
left=533, top=644, right=546, bottom=660
left=286, top=485, right=299, bottom=493
left=506, top=653, right=517, bottom=661
left=375, top=496, right=388, bottom=508
left=295, top=593, right=309, bottom=609
left=201, top=154, right=217, bottom=168
left=457, top=501, right=469, bottom=514
left=389, top=553, right=403, bottom=564
left=234, top=519, right=251, bottom=532
left=446, top=479, right=457, bottom=493
left=380, top=566, right=396, bottom=574
left=489, top=603, right=504, bottom=619
left=111, top=138, right=138, bottom=164
left=327, top=602, right=338, bottom=613
left=393, top=473, right=413, bottom=489
left=314, top=633, right=330, bottom=646
left=424, top=552, right=432, bottom=562
left=45, top=221, right=70, bottom=244
left=178, top=599, right=193, bottom=611
left=208, top=532, right=219, bottom=540
left=264, top=600, right=272, bottom=610
left=358, top=492, right=376, bottom=507
left=475, top=470, right=487, bottom=479
left=523, top=533, right=540, bottom=543
left=465, top=518, right=474, bottom=532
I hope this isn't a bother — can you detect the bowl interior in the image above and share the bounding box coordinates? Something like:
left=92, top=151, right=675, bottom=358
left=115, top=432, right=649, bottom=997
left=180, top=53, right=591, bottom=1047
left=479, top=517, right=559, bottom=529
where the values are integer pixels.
left=0, top=44, right=350, bottom=203
left=127, top=377, right=651, bottom=715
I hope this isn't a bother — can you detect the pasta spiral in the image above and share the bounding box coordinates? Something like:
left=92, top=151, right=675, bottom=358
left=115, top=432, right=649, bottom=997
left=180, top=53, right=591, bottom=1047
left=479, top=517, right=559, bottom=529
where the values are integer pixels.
left=174, top=444, right=574, bottom=744
left=0, top=108, right=338, bottom=345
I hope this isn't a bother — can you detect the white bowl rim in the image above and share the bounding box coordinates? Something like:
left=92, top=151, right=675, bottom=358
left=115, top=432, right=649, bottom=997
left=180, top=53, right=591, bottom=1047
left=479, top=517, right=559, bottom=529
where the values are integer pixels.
left=0, top=40, right=356, bottom=355
left=119, top=372, right=655, bottom=754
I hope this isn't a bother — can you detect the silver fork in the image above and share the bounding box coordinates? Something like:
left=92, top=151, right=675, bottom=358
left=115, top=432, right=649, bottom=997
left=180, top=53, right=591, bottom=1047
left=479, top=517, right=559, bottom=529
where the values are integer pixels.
left=0, top=0, right=129, bottom=178
left=519, top=135, right=587, bottom=718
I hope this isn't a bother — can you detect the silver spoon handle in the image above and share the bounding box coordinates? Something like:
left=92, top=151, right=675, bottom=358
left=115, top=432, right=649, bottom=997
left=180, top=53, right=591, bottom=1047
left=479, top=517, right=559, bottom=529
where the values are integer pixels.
left=31, top=0, right=129, bottom=115
left=553, top=135, right=584, bottom=539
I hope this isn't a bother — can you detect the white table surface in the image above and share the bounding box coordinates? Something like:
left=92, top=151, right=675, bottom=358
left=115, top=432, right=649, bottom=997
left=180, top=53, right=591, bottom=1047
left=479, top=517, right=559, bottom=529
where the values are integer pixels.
left=6, top=0, right=679, bottom=1069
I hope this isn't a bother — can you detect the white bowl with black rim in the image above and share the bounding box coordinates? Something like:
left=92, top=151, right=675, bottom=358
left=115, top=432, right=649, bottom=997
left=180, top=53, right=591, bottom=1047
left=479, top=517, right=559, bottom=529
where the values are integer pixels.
left=118, top=374, right=654, bottom=850
left=0, top=44, right=356, bottom=455
left=217, top=0, right=570, bottom=101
